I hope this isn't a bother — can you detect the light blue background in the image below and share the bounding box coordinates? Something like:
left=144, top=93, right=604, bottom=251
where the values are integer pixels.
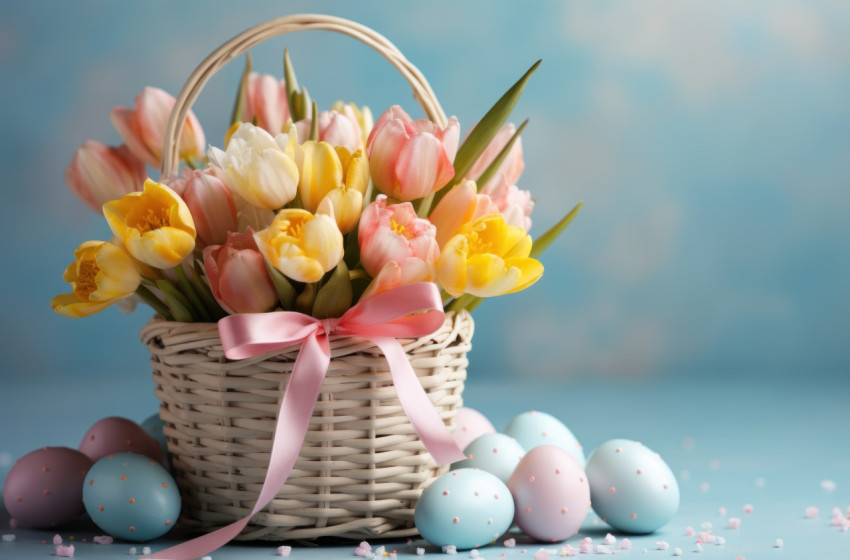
left=1, top=1, right=849, bottom=557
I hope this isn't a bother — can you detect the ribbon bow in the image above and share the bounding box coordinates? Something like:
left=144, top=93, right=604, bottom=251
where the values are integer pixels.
left=144, top=282, right=465, bottom=560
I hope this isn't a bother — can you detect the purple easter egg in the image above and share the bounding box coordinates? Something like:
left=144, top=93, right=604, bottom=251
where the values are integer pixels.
left=2, top=446, right=93, bottom=528
left=78, top=416, right=164, bottom=465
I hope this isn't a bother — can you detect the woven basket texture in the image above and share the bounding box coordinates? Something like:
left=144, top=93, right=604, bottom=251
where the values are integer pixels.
left=141, top=310, right=473, bottom=541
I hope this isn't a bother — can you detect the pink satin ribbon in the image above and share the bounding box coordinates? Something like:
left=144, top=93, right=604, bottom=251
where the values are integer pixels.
left=144, top=282, right=465, bottom=560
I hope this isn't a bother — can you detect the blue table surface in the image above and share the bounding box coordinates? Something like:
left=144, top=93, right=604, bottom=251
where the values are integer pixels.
left=2, top=374, right=849, bottom=559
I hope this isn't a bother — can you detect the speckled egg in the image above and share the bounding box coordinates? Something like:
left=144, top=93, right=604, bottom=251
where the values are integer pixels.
left=2, top=447, right=93, bottom=528
left=414, top=468, right=514, bottom=549
left=140, top=413, right=169, bottom=460
left=451, top=433, right=525, bottom=485
left=508, top=445, right=590, bottom=543
left=78, top=417, right=164, bottom=466
left=453, top=407, right=497, bottom=450
left=82, top=452, right=180, bottom=541
left=504, top=411, right=585, bottom=465
left=584, top=439, right=679, bottom=533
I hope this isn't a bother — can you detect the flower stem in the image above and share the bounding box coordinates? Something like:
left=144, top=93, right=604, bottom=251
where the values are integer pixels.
left=135, top=285, right=173, bottom=320
left=176, top=264, right=212, bottom=322
left=155, top=279, right=195, bottom=322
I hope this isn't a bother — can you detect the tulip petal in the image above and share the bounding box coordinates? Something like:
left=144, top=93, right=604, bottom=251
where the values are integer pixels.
left=504, top=257, right=544, bottom=294
left=435, top=242, right=468, bottom=298
left=394, top=132, right=445, bottom=200
left=110, top=107, right=158, bottom=167
left=466, top=253, right=520, bottom=298
left=368, top=119, right=410, bottom=195
left=51, top=293, right=114, bottom=318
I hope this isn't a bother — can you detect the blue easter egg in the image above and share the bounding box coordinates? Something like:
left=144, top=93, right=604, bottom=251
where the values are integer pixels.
left=82, top=453, right=180, bottom=541
left=504, top=411, right=585, bottom=465
left=140, top=413, right=169, bottom=460
left=451, top=433, right=525, bottom=484
left=415, top=469, right=514, bottom=550
left=585, top=439, right=679, bottom=533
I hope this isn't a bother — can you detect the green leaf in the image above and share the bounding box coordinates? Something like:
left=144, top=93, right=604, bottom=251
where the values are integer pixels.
left=295, top=282, right=316, bottom=315
left=474, top=119, right=528, bottom=191
left=284, top=48, right=300, bottom=115
left=176, top=264, right=211, bottom=322
left=155, top=279, right=195, bottom=322
left=310, top=99, right=319, bottom=141
left=342, top=223, right=361, bottom=270
left=135, top=284, right=173, bottom=320
left=530, top=201, right=583, bottom=259
left=312, top=261, right=353, bottom=319
left=264, top=259, right=297, bottom=310
left=452, top=60, right=541, bottom=185
left=229, top=53, right=252, bottom=127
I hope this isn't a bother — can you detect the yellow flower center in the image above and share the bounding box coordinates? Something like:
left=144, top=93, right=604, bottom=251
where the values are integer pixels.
left=390, top=218, right=411, bottom=238
left=466, top=229, right=492, bottom=255
left=74, top=258, right=99, bottom=301
left=128, top=206, right=171, bottom=234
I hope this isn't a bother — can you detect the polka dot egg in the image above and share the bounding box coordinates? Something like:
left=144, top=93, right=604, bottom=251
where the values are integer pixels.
left=584, top=439, right=679, bottom=533
left=453, top=407, right=496, bottom=450
left=451, top=433, right=525, bottom=485
left=82, top=452, right=180, bottom=541
left=504, top=410, right=585, bottom=465
left=2, top=447, right=93, bottom=528
left=509, top=445, right=590, bottom=542
left=414, top=468, right=514, bottom=550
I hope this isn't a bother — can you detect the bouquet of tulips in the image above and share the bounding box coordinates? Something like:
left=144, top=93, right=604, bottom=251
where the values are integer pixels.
left=52, top=52, right=580, bottom=323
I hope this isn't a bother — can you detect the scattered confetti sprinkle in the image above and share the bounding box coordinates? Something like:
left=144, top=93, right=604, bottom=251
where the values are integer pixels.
left=774, top=539, right=783, bottom=548
left=672, top=547, right=682, bottom=556
left=716, top=536, right=726, bottom=545
left=374, top=546, right=386, bottom=558
left=728, top=517, right=741, bottom=529
left=142, top=547, right=152, bottom=555
left=701, top=521, right=712, bottom=530
left=2, top=534, right=16, bottom=542
left=578, top=540, right=592, bottom=554
left=355, top=541, right=372, bottom=557
left=685, top=526, right=695, bottom=536
left=504, top=539, right=516, bottom=548
left=277, top=545, right=292, bottom=556
left=718, top=506, right=727, bottom=515
left=56, top=544, right=75, bottom=557
left=694, top=542, right=703, bottom=553
left=656, top=541, right=669, bottom=551
left=53, top=535, right=63, bottom=545
left=743, top=504, right=754, bottom=514
left=443, top=545, right=457, bottom=555
left=417, top=549, right=425, bottom=556
left=806, top=506, right=819, bottom=518
left=534, top=549, right=549, bottom=560
left=597, top=544, right=611, bottom=554
left=821, top=480, right=837, bottom=491
left=128, top=547, right=137, bottom=555
left=561, top=544, right=578, bottom=556
left=470, top=550, right=480, bottom=558
left=604, top=533, right=616, bottom=546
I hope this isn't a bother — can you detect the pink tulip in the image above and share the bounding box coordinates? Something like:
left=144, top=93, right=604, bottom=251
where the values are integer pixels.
left=110, top=86, right=206, bottom=168
left=429, top=180, right=500, bottom=247
left=366, top=105, right=460, bottom=201
left=64, top=141, right=146, bottom=214
left=481, top=173, right=535, bottom=231
left=242, top=72, right=289, bottom=135
left=294, top=108, right=363, bottom=154
left=171, top=169, right=238, bottom=247
left=361, top=257, right=433, bottom=300
left=464, top=122, right=525, bottom=191
left=358, top=195, right=440, bottom=278
left=203, top=228, right=277, bottom=315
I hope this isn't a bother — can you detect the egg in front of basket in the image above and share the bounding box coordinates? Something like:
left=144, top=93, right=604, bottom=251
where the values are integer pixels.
left=83, top=452, right=180, bottom=541
left=415, top=468, right=514, bottom=549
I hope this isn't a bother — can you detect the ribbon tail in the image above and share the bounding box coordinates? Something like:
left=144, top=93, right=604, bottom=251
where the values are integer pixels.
left=371, top=337, right=466, bottom=466
left=143, top=331, right=331, bottom=560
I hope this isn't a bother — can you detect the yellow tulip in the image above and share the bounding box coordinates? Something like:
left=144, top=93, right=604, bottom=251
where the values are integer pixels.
left=51, top=241, right=141, bottom=318
left=436, top=214, right=543, bottom=298
left=103, top=179, right=196, bottom=269
left=296, top=142, right=369, bottom=233
left=254, top=203, right=344, bottom=283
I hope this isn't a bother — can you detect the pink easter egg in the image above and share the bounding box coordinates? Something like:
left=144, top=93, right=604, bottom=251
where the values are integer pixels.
left=453, top=407, right=497, bottom=450
left=78, top=416, right=164, bottom=465
left=2, top=446, right=93, bottom=528
left=508, top=444, right=590, bottom=542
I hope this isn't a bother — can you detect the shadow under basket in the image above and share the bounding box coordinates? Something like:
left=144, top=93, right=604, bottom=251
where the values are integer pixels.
left=141, top=310, right=473, bottom=541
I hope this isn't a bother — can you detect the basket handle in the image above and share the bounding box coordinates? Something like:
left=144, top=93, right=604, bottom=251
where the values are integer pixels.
left=159, top=13, right=447, bottom=178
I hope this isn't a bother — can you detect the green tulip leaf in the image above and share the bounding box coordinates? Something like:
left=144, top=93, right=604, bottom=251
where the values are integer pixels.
left=229, top=53, right=252, bottom=127
left=474, top=119, right=528, bottom=191
left=313, top=261, right=353, bottom=319
left=530, top=201, right=583, bottom=259
left=264, top=259, right=297, bottom=310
